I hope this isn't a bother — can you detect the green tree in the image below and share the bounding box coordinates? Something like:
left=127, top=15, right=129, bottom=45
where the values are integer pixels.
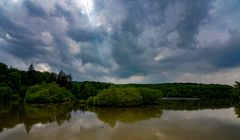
left=0, top=63, right=8, bottom=83
left=27, top=63, right=37, bottom=85
left=234, top=81, right=240, bottom=89
left=28, top=63, right=34, bottom=71
left=25, top=82, right=75, bottom=103
left=88, top=87, right=143, bottom=107
left=57, top=70, right=72, bottom=88
left=8, top=71, right=21, bottom=92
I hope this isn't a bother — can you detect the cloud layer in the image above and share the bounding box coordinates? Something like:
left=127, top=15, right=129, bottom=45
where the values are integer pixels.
left=0, top=0, right=240, bottom=84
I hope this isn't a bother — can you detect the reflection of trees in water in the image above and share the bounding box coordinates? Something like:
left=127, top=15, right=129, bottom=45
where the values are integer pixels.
left=234, top=105, right=240, bottom=118
left=88, top=106, right=162, bottom=127
left=0, top=101, right=76, bottom=134
left=88, top=100, right=236, bottom=127
left=158, top=100, right=233, bottom=110
left=24, top=103, right=72, bottom=126
left=1, top=100, right=240, bottom=133
left=0, top=100, right=22, bottom=133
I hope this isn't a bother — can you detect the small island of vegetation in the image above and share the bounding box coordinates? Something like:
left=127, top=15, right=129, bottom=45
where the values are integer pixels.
left=0, top=62, right=240, bottom=106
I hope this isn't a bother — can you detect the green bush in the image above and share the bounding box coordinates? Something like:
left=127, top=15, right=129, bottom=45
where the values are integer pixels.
left=25, top=82, right=75, bottom=103
left=0, top=86, right=19, bottom=100
left=87, top=96, right=98, bottom=105
left=139, top=88, right=162, bottom=104
left=120, top=83, right=233, bottom=99
left=232, top=88, right=240, bottom=100
left=88, top=87, right=143, bottom=107
left=87, top=87, right=164, bottom=106
left=26, top=92, right=49, bottom=103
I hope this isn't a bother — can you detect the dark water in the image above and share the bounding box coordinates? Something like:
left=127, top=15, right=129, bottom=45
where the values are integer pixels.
left=1, top=101, right=240, bottom=140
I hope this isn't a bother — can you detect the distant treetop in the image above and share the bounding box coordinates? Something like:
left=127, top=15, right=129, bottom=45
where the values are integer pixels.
left=28, top=63, right=35, bottom=71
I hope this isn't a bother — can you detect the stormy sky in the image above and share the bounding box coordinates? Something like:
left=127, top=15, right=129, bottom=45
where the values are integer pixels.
left=0, top=0, right=240, bottom=84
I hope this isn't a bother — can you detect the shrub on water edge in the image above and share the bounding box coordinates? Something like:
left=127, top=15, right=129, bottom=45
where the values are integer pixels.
left=87, top=87, right=143, bottom=107
left=0, top=86, right=19, bottom=100
left=25, top=89, right=50, bottom=103
left=139, top=88, right=163, bottom=104
left=87, top=87, right=164, bottom=106
left=25, top=82, right=75, bottom=103
left=87, top=96, right=98, bottom=105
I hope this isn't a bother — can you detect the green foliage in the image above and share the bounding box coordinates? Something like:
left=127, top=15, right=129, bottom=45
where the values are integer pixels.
left=8, top=71, right=21, bottom=92
left=71, top=81, right=112, bottom=100
left=120, top=83, right=233, bottom=99
left=0, top=63, right=8, bottom=84
left=19, top=86, right=27, bottom=99
left=232, top=81, right=240, bottom=100
left=88, top=84, right=234, bottom=107
left=0, top=86, right=15, bottom=99
left=26, top=91, right=49, bottom=103
left=0, top=63, right=8, bottom=76
left=87, top=96, right=98, bottom=105
left=0, top=62, right=75, bottom=102
left=139, top=88, right=163, bottom=104
left=88, top=87, right=143, bottom=107
left=25, top=82, right=75, bottom=103
left=57, top=70, right=72, bottom=88
left=87, top=87, right=163, bottom=106
left=0, top=61, right=239, bottom=105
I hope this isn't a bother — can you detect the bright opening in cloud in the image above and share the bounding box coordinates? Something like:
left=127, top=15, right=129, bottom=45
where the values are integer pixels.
left=75, top=0, right=95, bottom=26
left=12, top=0, right=20, bottom=4
left=35, top=63, right=51, bottom=72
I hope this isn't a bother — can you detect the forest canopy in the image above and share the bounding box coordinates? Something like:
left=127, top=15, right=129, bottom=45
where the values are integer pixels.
left=0, top=62, right=240, bottom=106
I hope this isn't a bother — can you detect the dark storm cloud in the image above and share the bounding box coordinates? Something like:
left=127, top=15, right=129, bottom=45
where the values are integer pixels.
left=68, top=28, right=106, bottom=43
left=208, top=34, right=240, bottom=68
left=109, top=0, right=170, bottom=77
left=0, top=9, right=46, bottom=59
left=158, top=31, right=240, bottom=74
left=176, top=0, right=213, bottom=49
left=23, top=1, right=47, bottom=17
left=0, top=0, right=239, bottom=83
left=52, top=4, right=73, bottom=22
left=110, top=0, right=214, bottom=77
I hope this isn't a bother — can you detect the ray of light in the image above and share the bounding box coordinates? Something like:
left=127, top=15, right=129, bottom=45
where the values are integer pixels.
left=76, top=0, right=95, bottom=26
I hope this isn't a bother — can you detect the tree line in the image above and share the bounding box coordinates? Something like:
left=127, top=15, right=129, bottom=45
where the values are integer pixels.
left=0, top=62, right=111, bottom=103
left=1, top=62, right=240, bottom=105
left=0, top=62, right=73, bottom=102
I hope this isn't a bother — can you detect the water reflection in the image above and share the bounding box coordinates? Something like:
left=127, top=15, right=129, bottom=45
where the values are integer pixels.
left=88, top=106, right=162, bottom=127
left=234, top=105, right=240, bottom=118
left=0, top=101, right=74, bottom=134
left=0, top=100, right=240, bottom=140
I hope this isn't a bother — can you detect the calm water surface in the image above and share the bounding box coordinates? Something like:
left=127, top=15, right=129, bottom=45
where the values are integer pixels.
left=1, top=101, right=240, bottom=140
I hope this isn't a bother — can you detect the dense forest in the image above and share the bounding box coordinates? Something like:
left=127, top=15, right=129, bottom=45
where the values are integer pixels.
left=0, top=62, right=112, bottom=103
left=0, top=62, right=240, bottom=106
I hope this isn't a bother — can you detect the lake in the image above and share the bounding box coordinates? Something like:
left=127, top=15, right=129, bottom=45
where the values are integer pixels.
left=1, top=101, right=240, bottom=140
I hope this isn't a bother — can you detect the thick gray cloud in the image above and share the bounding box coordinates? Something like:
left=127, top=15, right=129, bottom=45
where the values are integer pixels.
left=0, top=0, right=240, bottom=84
left=23, top=1, right=47, bottom=17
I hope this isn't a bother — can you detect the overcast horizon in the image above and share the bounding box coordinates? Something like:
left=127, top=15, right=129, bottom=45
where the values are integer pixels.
left=0, top=0, right=240, bottom=85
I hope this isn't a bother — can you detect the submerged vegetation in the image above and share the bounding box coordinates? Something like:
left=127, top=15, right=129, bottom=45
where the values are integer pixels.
left=0, top=62, right=240, bottom=106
